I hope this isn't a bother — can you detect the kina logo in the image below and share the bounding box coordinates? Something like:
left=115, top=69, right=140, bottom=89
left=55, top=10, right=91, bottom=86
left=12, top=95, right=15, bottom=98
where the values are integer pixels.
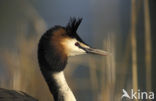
left=121, top=89, right=154, bottom=100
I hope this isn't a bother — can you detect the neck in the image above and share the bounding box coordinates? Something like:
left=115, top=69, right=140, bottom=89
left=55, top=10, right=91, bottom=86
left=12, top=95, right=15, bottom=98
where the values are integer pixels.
left=38, top=34, right=76, bottom=101
left=41, top=69, right=76, bottom=101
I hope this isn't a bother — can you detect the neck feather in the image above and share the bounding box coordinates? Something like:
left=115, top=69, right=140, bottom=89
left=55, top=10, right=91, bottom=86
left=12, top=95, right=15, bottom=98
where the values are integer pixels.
left=41, top=69, right=76, bottom=101
left=53, top=71, right=76, bottom=101
left=38, top=32, right=76, bottom=101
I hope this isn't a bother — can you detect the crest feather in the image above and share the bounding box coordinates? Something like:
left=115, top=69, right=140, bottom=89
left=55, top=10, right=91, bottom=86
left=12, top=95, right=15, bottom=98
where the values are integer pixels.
left=66, top=17, right=82, bottom=35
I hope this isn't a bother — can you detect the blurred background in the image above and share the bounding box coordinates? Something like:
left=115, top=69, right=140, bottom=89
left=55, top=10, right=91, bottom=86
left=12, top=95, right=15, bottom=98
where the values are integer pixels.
left=0, top=0, right=156, bottom=101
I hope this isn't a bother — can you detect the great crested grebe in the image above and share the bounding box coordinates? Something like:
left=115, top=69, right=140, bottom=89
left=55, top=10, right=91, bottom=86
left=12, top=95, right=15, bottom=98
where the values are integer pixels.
left=0, top=17, right=108, bottom=101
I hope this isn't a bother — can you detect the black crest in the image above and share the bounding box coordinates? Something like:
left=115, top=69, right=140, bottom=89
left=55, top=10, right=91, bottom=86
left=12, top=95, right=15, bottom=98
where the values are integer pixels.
left=65, top=17, right=86, bottom=43
left=66, top=17, right=82, bottom=35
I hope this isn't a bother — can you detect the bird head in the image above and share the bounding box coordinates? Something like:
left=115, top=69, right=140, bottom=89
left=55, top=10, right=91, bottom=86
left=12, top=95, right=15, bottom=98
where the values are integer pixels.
left=50, top=17, right=108, bottom=57
left=38, top=17, right=108, bottom=72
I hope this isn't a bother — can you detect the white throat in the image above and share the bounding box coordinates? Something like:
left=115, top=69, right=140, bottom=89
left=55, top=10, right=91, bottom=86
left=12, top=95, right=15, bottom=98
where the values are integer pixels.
left=52, top=71, right=76, bottom=101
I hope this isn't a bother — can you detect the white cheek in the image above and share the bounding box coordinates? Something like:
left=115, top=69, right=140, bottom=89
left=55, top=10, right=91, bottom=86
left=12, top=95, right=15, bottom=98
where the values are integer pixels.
left=62, top=39, right=86, bottom=56
left=68, top=45, right=85, bottom=56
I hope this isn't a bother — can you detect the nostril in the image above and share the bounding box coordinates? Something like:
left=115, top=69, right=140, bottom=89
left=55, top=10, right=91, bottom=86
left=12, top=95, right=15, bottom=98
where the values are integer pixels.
left=75, top=42, right=80, bottom=46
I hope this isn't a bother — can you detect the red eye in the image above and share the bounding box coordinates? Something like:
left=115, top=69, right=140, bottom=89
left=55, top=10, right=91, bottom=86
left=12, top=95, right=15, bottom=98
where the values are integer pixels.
left=75, top=42, right=80, bottom=46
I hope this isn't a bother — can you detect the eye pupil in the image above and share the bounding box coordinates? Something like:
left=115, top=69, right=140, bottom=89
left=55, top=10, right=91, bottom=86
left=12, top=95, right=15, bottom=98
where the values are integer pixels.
left=75, top=42, right=80, bottom=46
